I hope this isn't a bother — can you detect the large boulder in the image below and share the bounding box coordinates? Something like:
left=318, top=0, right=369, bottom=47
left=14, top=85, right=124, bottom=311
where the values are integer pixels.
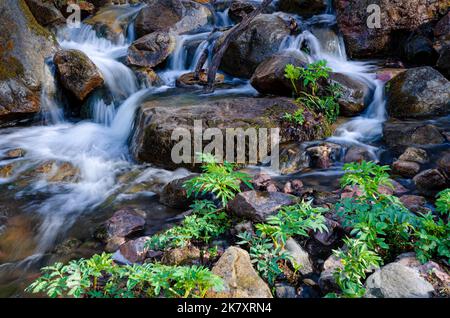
left=0, top=0, right=58, bottom=126
left=250, top=52, right=307, bottom=96
left=220, top=14, right=291, bottom=78
left=278, top=0, right=326, bottom=17
left=227, top=190, right=299, bottom=223
left=386, top=67, right=450, bottom=119
left=334, top=0, right=448, bottom=58
left=53, top=49, right=104, bottom=101
left=383, top=121, right=446, bottom=154
left=135, top=0, right=184, bottom=38
left=170, top=0, right=211, bottom=35
left=127, top=31, right=176, bottom=68
left=364, top=262, right=434, bottom=298
left=131, top=95, right=329, bottom=170
left=24, top=0, right=65, bottom=27
left=329, top=73, right=371, bottom=116
left=413, top=169, right=448, bottom=196
left=206, top=246, right=273, bottom=298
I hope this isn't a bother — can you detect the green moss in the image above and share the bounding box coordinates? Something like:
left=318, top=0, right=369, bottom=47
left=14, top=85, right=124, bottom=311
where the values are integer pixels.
left=18, top=0, right=54, bottom=39
left=0, top=55, right=25, bottom=81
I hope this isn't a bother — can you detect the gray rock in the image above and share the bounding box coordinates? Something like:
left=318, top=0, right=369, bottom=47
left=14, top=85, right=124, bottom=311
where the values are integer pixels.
left=275, top=282, right=297, bottom=298
left=119, top=236, right=150, bottom=264
left=398, top=147, right=429, bottom=164
left=286, top=238, right=314, bottom=276
left=220, top=14, right=291, bottom=78
left=413, top=169, right=448, bottom=196
left=365, top=263, right=434, bottom=298
left=206, top=246, right=273, bottom=298
left=227, top=190, right=299, bottom=223
left=106, top=208, right=146, bottom=239
left=127, top=31, right=176, bottom=68
left=318, top=253, right=342, bottom=294
left=387, top=67, right=450, bottom=119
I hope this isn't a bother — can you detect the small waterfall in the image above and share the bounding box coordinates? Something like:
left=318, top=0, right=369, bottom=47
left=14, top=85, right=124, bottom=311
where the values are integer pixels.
left=216, top=8, right=233, bottom=27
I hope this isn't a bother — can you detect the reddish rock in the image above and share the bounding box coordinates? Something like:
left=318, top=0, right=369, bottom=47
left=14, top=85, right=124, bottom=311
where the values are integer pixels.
left=392, top=160, right=421, bottom=178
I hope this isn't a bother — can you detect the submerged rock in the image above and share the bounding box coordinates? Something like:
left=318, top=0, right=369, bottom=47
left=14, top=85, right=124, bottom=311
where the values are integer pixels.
left=53, top=49, right=104, bottom=101
left=364, top=262, right=434, bottom=298
left=386, top=67, right=450, bottom=119
left=127, top=31, right=176, bottom=68
left=220, top=14, right=291, bottom=78
left=227, top=190, right=299, bottom=223
left=206, top=246, right=273, bottom=298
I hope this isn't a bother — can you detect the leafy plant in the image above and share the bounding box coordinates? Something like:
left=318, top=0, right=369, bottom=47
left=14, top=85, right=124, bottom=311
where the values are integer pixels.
left=26, top=253, right=223, bottom=298
left=283, top=108, right=305, bottom=125
left=184, top=153, right=253, bottom=206
left=256, top=201, right=328, bottom=249
left=414, top=213, right=450, bottom=264
left=340, top=161, right=393, bottom=201
left=237, top=231, right=292, bottom=286
left=330, top=238, right=382, bottom=298
left=146, top=200, right=230, bottom=250
left=435, top=189, right=450, bottom=216
left=284, top=60, right=341, bottom=123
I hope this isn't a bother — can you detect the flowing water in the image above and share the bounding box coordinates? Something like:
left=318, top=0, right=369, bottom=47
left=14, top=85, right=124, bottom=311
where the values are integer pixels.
left=0, top=2, right=393, bottom=296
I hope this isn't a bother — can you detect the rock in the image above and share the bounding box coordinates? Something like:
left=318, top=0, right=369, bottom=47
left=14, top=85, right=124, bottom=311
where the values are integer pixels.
left=159, top=175, right=196, bottom=209
left=392, top=160, right=421, bottom=178
left=344, top=146, right=373, bottom=163
left=135, top=0, right=184, bottom=38
left=335, top=0, right=447, bottom=58
left=413, top=169, right=448, bottom=196
left=206, top=246, right=273, bottom=298
left=437, top=151, right=450, bottom=176
left=24, top=0, right=65, bottom=27
left=306, top=142, right=342, bottom=169
left=387, top=67, right=450, bottom=119
left=275, top=282, right=297, bottom=298
left=227, top=190, right=299, bottom=223
left=1, top=148, right=26, bottom=160
left=313, top=218, right=343, bottom=247
left=250, top=52, right=307, bottom=96
left=399, top=195, right=427, bottom=213
left=33, top=161, right=80, bottom=183
left=436, top=45, right=450, bottom=79
left=286, top=238, right=314, bottom=276
left=176, top=71, right=225, bottom=88
left=433, top=12, right=450, bottom=53
left=318, top=253, right=342, bottom=294
left=106, top=208, right=146, bottom=239
left=278, top=0, right=326, bottom=17
left=329, top=73, right=371, bottom=116
left=220, top=14, right=291, bottom=78
left=131, top=96, right=328, bottom=170
left=84, top=5, right=137, bottom=42
left=364, top=262, right=434, bottom=298
left=119, top=236, right=149, bottom=263
left=0, top=0, right=58, bottom=126
left=232, top=221, right=255, bottom=236
left=279, top=142, right=310, bottom=175
left=53, top=49, right=104, bottom=101
left=252, top=173, right=272, bottom=190
left=383, top=121, right=445, bottom=154
left=127, top=31, right=176, bottom=68
left=229, top=0, right=257, bottom=23
left=133, top=67, right=163, bottom=87
left=170, top=0, right=211, bottom=35
left=0, top=164, right=16, bottom=178
left=398, top=147, right=429, bottom=164
left=403, top=34, right=438, bottom=65
left=162, top=245, right=201, bottom=265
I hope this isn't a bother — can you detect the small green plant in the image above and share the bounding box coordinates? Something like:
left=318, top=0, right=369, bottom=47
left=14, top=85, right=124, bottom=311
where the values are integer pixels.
left=26, top=253, right=223, bottom=298
left=283, top=108, right=305, bottom=125
left=184, top=153, right=253, bottom=206
left=330, top=238, right=382, bottom=298
left=237, top=231, right=292, bottom=286
left=284, top=60, right=341, bottom=123
left=435, top=189, right=450, bottom=216
left=256, top=201, right=328, bottom=249
left=414, top=213, right=450, bottom=264
left=340, top=161, right=393, bottom=201
left=146, top=200, right=230, bottom=250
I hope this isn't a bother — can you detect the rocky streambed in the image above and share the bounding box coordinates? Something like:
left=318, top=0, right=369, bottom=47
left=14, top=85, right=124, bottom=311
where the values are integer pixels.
left=0, top=0, right=449, bottom=298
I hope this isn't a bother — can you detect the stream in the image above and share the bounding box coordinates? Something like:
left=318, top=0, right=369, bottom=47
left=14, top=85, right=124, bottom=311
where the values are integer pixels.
left=0, top=1, right=419, bottom=297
